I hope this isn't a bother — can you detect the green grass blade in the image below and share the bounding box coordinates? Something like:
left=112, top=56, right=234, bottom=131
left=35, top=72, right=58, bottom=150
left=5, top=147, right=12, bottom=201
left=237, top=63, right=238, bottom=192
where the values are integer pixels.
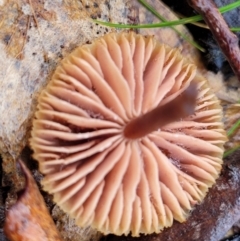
left=231, top=27, right=240, bottom=32
left=227, top=119, right=240, bottom=137
left=220, top=0, right=240, bottom=13
left=224, top=145, right=240, bottom=158
left=93, top=0, right=240, bottom=29
left=94, top=17, right=201, bottom=29
left=137, top=0, right=205, bottom=52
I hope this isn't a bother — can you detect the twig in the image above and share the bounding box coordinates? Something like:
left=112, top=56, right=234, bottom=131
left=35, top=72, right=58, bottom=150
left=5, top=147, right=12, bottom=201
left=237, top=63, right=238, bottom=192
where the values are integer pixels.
left=187, top=0, right=240, bottom=82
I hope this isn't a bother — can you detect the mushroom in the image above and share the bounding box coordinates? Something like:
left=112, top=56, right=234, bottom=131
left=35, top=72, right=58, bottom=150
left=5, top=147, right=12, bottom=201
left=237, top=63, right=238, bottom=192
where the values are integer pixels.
left=30, top=32, right=227, bottom=236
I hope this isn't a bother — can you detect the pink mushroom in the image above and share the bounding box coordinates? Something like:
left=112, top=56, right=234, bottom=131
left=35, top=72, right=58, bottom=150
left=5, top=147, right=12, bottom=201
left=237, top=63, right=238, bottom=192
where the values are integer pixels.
left=30, top=32, right=227, bottom=236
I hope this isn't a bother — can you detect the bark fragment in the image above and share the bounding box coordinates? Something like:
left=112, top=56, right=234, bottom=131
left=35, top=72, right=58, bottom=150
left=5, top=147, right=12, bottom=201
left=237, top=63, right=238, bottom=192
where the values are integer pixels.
left=188, top=0, right=240, bottom=82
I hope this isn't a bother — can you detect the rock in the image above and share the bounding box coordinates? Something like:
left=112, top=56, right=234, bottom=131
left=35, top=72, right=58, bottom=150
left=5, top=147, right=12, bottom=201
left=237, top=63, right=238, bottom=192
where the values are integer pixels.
left=0, top=0, right=131, bottom=162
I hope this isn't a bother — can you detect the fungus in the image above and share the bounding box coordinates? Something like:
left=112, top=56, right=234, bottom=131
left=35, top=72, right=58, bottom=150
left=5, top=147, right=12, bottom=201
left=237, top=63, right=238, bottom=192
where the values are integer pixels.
left=30, top=32, right=226, bottom=236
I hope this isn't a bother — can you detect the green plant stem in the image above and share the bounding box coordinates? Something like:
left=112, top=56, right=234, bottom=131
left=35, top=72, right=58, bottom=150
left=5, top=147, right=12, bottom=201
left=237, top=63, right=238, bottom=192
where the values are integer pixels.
left=225, top=117, right=240, bottom=158
left=94, top=1, right=240, bottom=29
left=227, top=119, right=240, bottom=137
left=224, top=145, right=240, bottom=158
left=231, top=27, right=240, bottom=32
left=137, top=0, right=205, bottom=52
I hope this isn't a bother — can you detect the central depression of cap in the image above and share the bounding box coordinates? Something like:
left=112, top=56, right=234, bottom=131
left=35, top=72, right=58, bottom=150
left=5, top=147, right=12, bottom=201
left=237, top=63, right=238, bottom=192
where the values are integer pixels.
left=30, top=32, right=226, bottom=236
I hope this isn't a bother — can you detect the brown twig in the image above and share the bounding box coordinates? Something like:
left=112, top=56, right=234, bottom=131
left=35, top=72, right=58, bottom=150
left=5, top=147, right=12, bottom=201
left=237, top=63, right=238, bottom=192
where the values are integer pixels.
left=187, top=0, right=240, bottom=81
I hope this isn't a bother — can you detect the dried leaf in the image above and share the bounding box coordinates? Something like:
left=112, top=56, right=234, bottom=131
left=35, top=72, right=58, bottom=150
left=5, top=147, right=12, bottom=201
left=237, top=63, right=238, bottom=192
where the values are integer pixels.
left=4, top=159, right=62, bottom=241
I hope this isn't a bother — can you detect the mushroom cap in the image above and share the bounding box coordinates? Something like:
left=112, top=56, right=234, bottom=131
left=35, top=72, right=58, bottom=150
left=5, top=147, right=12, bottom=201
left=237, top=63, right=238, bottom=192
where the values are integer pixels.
left=30, top=32, right=227, bottom=236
